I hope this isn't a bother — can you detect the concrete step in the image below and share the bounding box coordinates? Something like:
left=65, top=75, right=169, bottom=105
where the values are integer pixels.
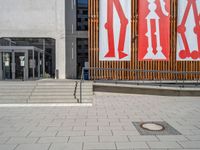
left=0, top=96, right=29, bottom=100
left=0, top=93, right=31, bottom=96
left=31, top=93, right=74, bottom=96
left=0, top=99, right=28, bottom=103
left=35, top=86, right=75, bottom=89
left=37, top=83, right=76, bottom=86
left=30, top=96, right=75, bottom=99
left=33, top=89, right=74, bottom=92
left=28, top=99, right=77, bottom=103
left=37, top=80, right=77, bottom=83
left=35, top=86, right=76, bottom=89
left=0, top=80, right=94, bottom=104
left=0, top=82, right=35, bottom=84
left=0, top=82, right=36, bottom=87
left=76, top=93, right=94, bottom=96
left=0, top=89, right=33, bottom=92
left=0, top=85, right=34, bottom=88
left=78, top=98, right=93, bottom=103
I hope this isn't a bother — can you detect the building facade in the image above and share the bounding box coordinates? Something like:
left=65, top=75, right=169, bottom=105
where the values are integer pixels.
left=0, top=0, right=88, bottom=80
left=1, top=0, right=200, bottom=81
left=88, top=0, right=200, bottom=81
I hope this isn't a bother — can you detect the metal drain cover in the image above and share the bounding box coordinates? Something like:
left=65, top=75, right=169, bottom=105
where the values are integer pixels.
left=141, top=122, right=164, bottom=131
left=133, top=121, right=181, bottom=135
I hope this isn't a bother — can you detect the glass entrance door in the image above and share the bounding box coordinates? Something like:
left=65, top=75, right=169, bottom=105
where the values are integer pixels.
left=2, top=52, right=12, bottom=79
left=15, top=52, right=25, bottom=80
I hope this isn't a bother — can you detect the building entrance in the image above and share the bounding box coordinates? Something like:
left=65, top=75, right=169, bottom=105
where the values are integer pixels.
left=77, top=38, right=88, bottom=79
left=0, top=46, right=44, bottom=80
left=2, top=52, right=12, bottom=79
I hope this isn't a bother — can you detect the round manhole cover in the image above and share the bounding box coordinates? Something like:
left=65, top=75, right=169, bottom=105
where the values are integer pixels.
left=140, top=123, right=165, bottom=131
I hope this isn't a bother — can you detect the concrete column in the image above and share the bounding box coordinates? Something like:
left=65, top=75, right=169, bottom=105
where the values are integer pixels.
left=56, top=37, right=66, bottom=79
left=12, top=51, right=15, bottom=79
left=43, top=39, right=45, bottom=77
left=55, top=0, right=66, bottom=79
left=0, top=52, right=2, bottom=80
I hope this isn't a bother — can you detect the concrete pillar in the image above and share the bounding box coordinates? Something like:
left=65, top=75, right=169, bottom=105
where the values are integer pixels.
left=56, top=37, right=66, bottom=79
left=55, top=0, right=66, bottom=79
left=43, top=39, right=45, bottom=77
left=0, top=52, right=2, bottom=80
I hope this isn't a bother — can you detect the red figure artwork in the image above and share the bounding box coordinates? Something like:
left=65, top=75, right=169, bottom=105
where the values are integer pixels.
left=177, top=0, right=200, bottom=60
left=99, top=0, right=131, bottom=61
left=138, top=0, right=170, bottom=61
left=105, top=0, right=128, bottom=59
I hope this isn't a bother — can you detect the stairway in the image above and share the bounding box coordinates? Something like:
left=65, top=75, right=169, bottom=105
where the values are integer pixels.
left=0, top=80, right=93, bottom=104
left=0, top=81, right=36, bottom=103
left=76, top=81, right=93, bottom=103
left=29, top=80, right=78, bottom=103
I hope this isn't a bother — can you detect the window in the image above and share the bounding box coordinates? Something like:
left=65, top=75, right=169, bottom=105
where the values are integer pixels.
left=77, top=38, right=88, bottom=78
left=77, top=0, right=88, bottom=31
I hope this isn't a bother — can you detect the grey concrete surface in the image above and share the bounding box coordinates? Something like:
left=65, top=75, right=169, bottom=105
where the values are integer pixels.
left=94, top=83, right=200, bottom=96
left=0, top=92, right=200, bottom=149
left=0, top=80, right=93, bottom=103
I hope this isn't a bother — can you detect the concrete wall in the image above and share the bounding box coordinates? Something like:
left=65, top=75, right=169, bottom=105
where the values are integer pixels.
left=0, top=0, right=66, bottom=79
left=65, top=0, right=88, bottom=79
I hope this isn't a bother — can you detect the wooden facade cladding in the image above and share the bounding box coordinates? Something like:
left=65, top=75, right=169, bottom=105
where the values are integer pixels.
left=88, top=0, right=200, bottom=80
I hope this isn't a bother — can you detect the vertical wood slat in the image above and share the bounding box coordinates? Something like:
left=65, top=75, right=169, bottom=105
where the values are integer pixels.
left=89, top=0, right=200, bottom=81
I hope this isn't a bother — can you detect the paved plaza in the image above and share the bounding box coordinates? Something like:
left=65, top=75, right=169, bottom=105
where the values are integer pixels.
left=0, top=92, right=200, bottom=150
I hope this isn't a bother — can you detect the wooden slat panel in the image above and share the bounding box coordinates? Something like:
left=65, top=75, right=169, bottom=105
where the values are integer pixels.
left=89, top=0, right=200, bottom=81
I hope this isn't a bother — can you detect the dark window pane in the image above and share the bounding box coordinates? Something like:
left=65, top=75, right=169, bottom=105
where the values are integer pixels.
left=77, top=0, right=88, bottom=31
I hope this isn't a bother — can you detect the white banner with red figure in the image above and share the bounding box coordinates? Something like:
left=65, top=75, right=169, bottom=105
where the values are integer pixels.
left=138, top=0, right=170, bottom=61
left=99, top=0, right=131, bottom=61
left=177, top=0, right=200, bottom=61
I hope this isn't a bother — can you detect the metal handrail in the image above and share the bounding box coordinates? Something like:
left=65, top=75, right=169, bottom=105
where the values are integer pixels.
left=79, top=67, right=200, bottom=103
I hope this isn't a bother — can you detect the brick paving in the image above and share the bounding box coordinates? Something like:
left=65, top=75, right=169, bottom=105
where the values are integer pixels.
left=0, top=92, right=200, bottom=150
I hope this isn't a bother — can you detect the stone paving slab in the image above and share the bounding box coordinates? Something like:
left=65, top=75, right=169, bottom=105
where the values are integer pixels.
left=68, top=136, right=98, bottom=142
left=0, top=92, right=200, bottom=150
left=6, top=137, right=38, bottom=144
left=49, top=143, right=82, bottom=150
left=0, top=144, right=17, bottom=150
left=116, top=142, right=149, bottom=149
left=84, top=142, right=116, bottom=150
left=15, top=144, right=50, bottom=150
left=147, top=141, right=182, bottom=149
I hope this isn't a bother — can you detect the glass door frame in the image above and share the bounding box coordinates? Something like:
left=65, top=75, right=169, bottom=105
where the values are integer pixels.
left=0, top=52, right=3, bottom=80
left=0, top=47, right=43, bottom=81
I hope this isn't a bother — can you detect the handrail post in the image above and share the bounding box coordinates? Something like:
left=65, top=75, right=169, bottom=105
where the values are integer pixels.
left=196, top=71, right=198, bottom=86
left=175, top=70, right=178, bottom=85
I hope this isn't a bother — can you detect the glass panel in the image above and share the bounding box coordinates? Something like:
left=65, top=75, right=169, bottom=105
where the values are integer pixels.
left=34, top=51, right=38, bottom=78
left=77, top=0, right=88, bottom=31
left=15, top=52, right=25, bottom=80
left=40, top=53, right=43, bottom=77
left=2, top=52, right=12, bottom=79
left=28, top=50, right=33, bottom=79
left=77, top=38, right=88, bottom=78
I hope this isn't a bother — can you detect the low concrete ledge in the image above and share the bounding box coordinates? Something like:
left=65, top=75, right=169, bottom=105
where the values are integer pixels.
left=93, top=83, right=200, bottom=96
